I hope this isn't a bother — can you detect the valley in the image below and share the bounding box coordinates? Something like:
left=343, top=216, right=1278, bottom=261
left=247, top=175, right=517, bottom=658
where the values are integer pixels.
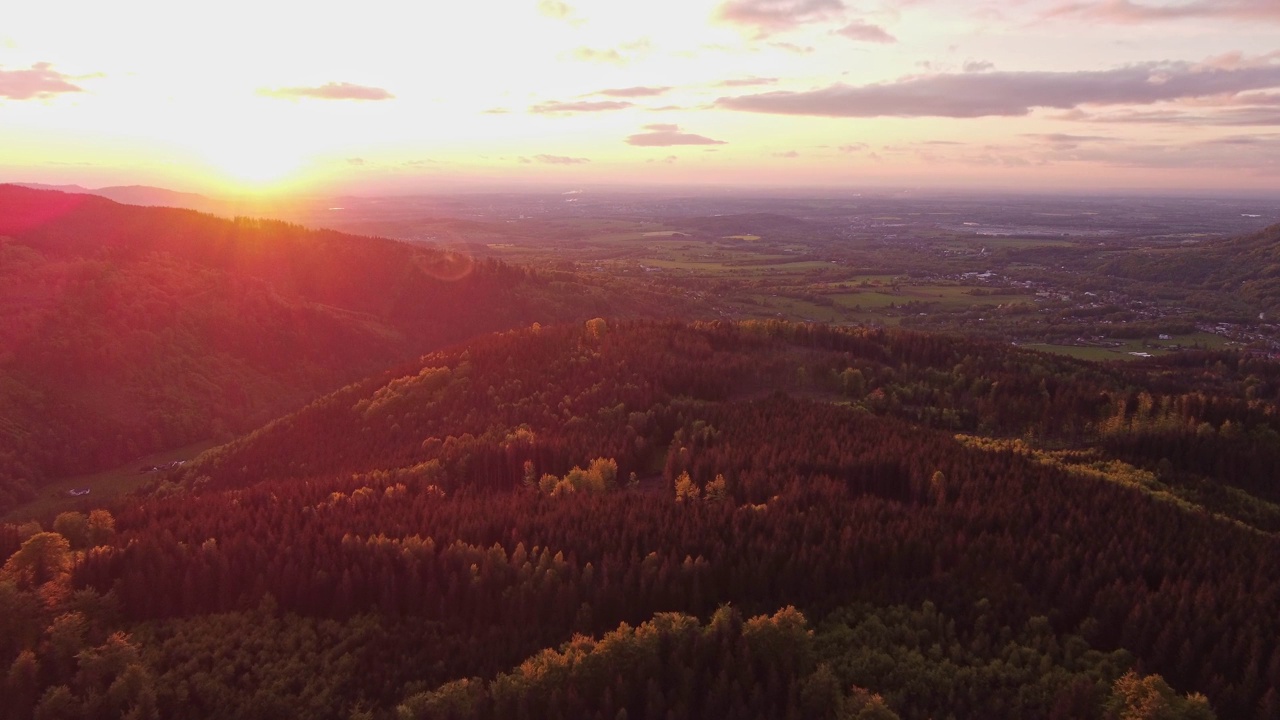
left=297, top=190, right=1280, bottom=360
left=1, top=186, right=1278, bottom=720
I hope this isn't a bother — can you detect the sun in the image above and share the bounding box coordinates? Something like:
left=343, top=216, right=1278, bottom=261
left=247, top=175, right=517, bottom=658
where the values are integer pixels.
left=217, top=147, right=303, bottom=185
left=195, top=133, right=313, bottom=193
left=206, top=145, right=308, bottom=191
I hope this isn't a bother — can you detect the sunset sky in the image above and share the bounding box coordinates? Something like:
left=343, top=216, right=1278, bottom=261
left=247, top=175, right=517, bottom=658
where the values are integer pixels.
left=3, top=0, right=1280, bottom=195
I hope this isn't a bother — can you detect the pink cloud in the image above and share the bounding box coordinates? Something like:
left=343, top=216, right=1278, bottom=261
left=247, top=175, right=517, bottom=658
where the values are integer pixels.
left=595, top=86, right=672, bottom=98
left=1047, top=0, right=1280, bottom=23
left=716, top=0, right=845, bottom=35
left=259, top=82, right=394, bottom=101
left=1062, top=106, right=1280, bottom=126
left=531, top=99, right=634, bottom=114
left=835, top=21, right=896, bottom=43
left=626, top=124, right=727, bottom=146
left=0, top=63, right=82, bottom=100
left=717, top=77, right=780, bottom=87
left=718, top=61, right=1280, bottom=118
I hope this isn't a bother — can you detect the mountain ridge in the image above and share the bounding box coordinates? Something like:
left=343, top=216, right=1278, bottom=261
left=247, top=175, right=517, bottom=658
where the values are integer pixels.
left=0, top=186, right=693, bottom=513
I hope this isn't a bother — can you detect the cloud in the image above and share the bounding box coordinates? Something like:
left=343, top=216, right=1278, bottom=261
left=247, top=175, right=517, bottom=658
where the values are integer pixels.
left=1195, top=50, right=1280, bottom=70
left=533, top=154, right=591, bottom=164
left=1043, top=135, right=1280, bottom=173
left=537, top=0, right=573, bottom=19
left=715, top=0, right=845, bottom=35
left=1021, top=133, right=1119, bottom=150
left=1047, top=0, right=1280, bottom=23
left=572, top=47, right=627, bottom=65
left=626, top=124, right=727, bottom=146
left=717, top=60, right=1280, bottom=118
left=1200, top=134, right=1280, bottom=145
left=0, top=62, right=83, bottom=100
left=907, top=132, right=1280, bottom=175
left=531, top=99, right=634, bottom=114
left=595, top=86, right=672, bottom=98
left=773, top=150, right=800, bottom=157
left=717, top=77, right=780, bottom=87
left=1023, top=133, right=1117, bottom=143
left=346, top=158, right=366, bottom=166
left=963, top=60, right=995, bottom=73
left=771, top=42, right=816, bottom=54
left=835, top=21, right=896, bottom=43
left=1064, top=106, right=1280, bottom=125
left=260, top=82, right=394, bottom=100
left=481, top=107, right=510, bottom=114
left=1236, top=92, right=1280, bottom=105
left=838, top=143, right=868, bottom=153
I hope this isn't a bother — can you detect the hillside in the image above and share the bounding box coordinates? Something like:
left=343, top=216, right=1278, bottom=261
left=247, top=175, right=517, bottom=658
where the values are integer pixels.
left=1095, top=222, right=1280, bottom=318
left=3, top=320, right=1274, bottom=718
left=0, top=186, right=692, bottom=513
left=1206, top=222, right=1280, bottom=316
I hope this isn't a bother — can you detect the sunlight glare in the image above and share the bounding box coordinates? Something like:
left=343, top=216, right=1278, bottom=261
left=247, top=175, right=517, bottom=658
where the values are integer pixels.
left=202, top=140, right=309, bottom=191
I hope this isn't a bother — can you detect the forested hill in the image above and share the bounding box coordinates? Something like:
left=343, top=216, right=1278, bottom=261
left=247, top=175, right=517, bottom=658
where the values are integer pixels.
left=6, top=319, right=1251, bottom=718
left=0, top=185, right=689, bottom=513
left=1205, top=222, right=1280, bottom=315
left=183, top=319, right=1280, bottom=515
left=1097, top=221, right=1280, bottom=315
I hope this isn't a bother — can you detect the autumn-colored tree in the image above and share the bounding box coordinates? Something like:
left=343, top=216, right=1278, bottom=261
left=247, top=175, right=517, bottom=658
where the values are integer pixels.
left=674, top=472, right=699, bottom=502
left=2, top=532, right=71, bottom=590
left=1106, top=672, right=1215, bottom=720
left=85, top=510, right=115, bottom=547
left=52, top=513, right=89, bottom=549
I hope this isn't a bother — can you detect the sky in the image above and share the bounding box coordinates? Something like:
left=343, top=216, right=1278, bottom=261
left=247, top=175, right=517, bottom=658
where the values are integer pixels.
left=3, top=0, right=1280, bottom=195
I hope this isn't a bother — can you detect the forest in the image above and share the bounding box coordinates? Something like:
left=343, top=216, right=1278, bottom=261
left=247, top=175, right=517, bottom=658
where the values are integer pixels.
left=3, top=317, right=1276, bottom=719
left=0, top=186, right=692, bottom=514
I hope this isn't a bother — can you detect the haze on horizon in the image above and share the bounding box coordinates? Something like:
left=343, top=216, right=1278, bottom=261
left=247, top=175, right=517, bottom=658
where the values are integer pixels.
left=3, top=0, right=1280, bottom=196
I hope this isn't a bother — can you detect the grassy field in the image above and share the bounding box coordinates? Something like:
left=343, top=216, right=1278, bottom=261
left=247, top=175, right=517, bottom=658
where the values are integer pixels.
left=1023, top=344, right=1130, bottom=361
left=830, top=286, right=1020, bottom=310
left=642, top=258, right=836, bottom=274
left=1024, top=332, right=1233, bottom=361
left=476, top=221, right=1245, bottom=364
left=746, top=295, right=845, bottom=323
left=942, top=236, right=1080, bottom=249
left=4, top=440, right=216, bottom=523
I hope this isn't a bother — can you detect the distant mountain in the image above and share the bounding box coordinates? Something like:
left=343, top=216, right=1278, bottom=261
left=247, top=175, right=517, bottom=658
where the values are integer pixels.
left=0, top=185, right=691, bottom=511
left=15, top=182, right=218, bottom=212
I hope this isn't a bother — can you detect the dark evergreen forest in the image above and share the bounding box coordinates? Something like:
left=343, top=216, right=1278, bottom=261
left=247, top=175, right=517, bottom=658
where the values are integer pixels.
left=5, top=319, right=1276, bottom=719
